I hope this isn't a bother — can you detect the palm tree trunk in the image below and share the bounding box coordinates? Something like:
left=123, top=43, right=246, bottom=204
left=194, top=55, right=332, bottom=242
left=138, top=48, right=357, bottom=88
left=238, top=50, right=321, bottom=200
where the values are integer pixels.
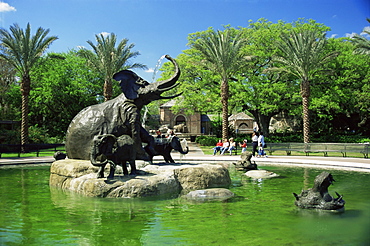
left=104, top=78, right=113, bottom=101
left=301, top=79, right=310, bottom=143
left=20, top=76, right=31, bottom=147
left=221, top=77, right=229, bottom=140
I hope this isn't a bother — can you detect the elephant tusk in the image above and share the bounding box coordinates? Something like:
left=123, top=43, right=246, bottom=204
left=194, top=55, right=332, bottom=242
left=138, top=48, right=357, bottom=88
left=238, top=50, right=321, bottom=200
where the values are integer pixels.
left=157, top=82, right=179, bottom=92
left=159, top=92, right=183, bottom=100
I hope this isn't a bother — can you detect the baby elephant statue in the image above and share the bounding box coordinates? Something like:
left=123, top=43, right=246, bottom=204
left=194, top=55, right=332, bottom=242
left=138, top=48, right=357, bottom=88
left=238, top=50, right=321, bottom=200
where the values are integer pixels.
left=90, top=134, right=137, bottom=179
left=146, top=136, right=189, bottom=163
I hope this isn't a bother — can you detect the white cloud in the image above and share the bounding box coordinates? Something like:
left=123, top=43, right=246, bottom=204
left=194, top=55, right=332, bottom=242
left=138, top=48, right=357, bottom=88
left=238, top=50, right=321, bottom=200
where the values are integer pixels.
left=0, top=2, right=16, bottom=12
left=99, top=32, right=110, bottom=37
left=361, top=26, right=370, bottom=37
left=145, top=68, right=154, bottom=73
left=346, top=32, right=356, bottom=38
left=329, top=34, right=338, bottom=39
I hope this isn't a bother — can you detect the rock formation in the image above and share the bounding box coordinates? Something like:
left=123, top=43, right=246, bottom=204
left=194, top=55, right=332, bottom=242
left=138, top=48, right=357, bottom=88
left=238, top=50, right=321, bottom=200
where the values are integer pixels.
left=49, top=160, right=231, bottom=198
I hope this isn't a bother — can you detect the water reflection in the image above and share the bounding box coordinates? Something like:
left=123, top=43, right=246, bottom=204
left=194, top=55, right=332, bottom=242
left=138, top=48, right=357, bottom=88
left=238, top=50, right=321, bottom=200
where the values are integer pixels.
left=1, top=165, right=370, bottom=245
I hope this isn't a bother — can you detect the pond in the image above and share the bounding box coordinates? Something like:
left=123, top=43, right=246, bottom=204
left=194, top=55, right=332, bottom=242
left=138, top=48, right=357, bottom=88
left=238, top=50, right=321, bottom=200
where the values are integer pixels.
left=0, top=164, right=369, bottom=245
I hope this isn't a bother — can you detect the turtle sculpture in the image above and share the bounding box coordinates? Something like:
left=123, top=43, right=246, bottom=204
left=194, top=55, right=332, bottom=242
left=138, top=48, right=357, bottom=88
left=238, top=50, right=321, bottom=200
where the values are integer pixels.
left=293, top=171, right=345, bottom=210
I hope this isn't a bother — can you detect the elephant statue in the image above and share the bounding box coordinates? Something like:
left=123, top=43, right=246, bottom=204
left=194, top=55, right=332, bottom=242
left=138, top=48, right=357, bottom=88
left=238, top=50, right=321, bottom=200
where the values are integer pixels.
left=173, top=123, right=187, bottom=133
left=293, top=171, right=345, bottom=210
left=65, top=55, right=181, bottom=163
left=146, top=136, right=189, bottom=163
left=90, top=134, right=136, bottom=179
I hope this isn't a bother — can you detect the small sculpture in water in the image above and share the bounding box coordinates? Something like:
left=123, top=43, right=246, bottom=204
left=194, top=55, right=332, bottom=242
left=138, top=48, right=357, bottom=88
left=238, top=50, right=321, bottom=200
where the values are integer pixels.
left=293, top=171, right=345, bottom=210
left=233, top=151, right=258, bottom=171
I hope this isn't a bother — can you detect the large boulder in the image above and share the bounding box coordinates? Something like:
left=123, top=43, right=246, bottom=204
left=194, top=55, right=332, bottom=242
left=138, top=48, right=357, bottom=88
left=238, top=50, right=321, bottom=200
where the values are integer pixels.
left=184, top=188, right=235, bottom=202
left=245, top=169, right=279, bottom=179
left=49, top=160, right=231, bottom=198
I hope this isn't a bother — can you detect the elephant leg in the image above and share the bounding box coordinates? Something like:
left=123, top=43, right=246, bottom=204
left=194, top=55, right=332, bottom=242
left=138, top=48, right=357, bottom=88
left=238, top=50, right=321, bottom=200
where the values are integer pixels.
left=128, top=160, right=137, bottom=175
left=122, top=162, right=129, bottom=176
left=141, top=127, right=156, bottom=156
left=97, top=164, right=106, bottom=178
left=107, top=161, right=117, bottom=179
left=163, top=153, right=175, bottom=163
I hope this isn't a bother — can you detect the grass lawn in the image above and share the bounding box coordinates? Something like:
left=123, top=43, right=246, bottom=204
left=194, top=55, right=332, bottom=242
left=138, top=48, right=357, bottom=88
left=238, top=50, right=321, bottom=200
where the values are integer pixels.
left=199, top=145, right=366, bottom=158
left=0, top=148, right=65, bottom=158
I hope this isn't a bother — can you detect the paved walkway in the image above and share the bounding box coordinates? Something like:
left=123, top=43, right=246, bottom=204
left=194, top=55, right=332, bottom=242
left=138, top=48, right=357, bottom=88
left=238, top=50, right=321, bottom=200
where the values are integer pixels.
left=1, top=142, right=370, bottom=172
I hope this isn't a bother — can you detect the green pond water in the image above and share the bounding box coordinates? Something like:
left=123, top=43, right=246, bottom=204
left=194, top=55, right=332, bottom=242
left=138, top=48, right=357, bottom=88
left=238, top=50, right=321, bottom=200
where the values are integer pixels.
left=0, top=164, right=369, bottom=246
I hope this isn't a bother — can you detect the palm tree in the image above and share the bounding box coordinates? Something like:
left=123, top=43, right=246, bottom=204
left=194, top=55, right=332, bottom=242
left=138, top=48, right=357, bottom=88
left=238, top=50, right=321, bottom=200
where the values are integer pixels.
left=79, top=33, right=147, bottom=101
left=271, top=29, right=338, bottom=143
left=352, top=18, right=370, bottom=56
left=0, top=23, right=58, bottom=146
left=191, top=29, right=248, bottom=140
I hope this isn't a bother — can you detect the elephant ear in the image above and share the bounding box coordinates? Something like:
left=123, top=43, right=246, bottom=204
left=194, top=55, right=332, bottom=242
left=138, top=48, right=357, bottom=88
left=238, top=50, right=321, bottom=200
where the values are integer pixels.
left=113, top=70, right=142, bottom=100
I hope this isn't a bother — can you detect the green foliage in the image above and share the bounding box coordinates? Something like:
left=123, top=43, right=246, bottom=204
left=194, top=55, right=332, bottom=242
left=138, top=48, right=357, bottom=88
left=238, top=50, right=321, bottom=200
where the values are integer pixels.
left=351, top=18, right=370, bottom=55
left=195, top=135, right=219, bottom=146
left=78, top=33, right=147, bottom=100
left=29, top=51, right=103, bottom=138
left=0, top=129, right=20, bottom=144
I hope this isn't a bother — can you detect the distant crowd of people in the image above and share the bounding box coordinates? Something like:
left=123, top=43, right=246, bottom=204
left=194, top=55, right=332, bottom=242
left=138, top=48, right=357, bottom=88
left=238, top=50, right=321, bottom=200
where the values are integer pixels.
left=213, top=131, right=267, bottom=157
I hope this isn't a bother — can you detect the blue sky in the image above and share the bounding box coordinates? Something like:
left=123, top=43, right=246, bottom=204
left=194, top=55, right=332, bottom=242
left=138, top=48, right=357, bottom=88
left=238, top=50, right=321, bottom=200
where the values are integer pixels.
left=1, top=0, right=369, bottom=81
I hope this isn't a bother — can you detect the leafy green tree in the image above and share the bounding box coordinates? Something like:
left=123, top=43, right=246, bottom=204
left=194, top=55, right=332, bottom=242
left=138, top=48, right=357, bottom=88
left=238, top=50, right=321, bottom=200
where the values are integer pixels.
left=79, top=33, right=147, bottom=101
left=310, top=37, right=370, bottom=135
left=29, top=51, right=103, bottom=139
left=271, top=29, right=338, bottom=143
left=189, top=28, right=249, bottom=140
left=351, top=18, right=370, bottom=55
left=160, top=51, right=222, bottom=115
left=0, top=23, right=58, bottom=145
left=0, top=55, right=17, bottom=119
left=230, top=19, right=304, bottom=136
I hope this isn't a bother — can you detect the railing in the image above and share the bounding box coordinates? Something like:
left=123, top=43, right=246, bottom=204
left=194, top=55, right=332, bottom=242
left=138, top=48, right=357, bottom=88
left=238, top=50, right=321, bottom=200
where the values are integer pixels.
left=0, top=144, right=65, bottom=158
left=265, top=142, right=369, bottom=158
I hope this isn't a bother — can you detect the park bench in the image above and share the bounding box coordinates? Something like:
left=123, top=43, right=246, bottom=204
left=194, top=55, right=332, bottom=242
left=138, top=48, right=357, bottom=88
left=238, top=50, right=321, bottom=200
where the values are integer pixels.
left=0, top=144, right=65, bottom=158
left=212, top=145, right=238, bottom=155
left=265, top=142, right=369, bottom=158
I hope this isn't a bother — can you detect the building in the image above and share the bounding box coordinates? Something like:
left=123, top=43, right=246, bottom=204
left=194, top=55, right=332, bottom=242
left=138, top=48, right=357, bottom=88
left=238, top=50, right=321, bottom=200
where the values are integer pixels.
left=159, top=100, right=255, bottom=136
left=228, top=112, right=255, bottom=134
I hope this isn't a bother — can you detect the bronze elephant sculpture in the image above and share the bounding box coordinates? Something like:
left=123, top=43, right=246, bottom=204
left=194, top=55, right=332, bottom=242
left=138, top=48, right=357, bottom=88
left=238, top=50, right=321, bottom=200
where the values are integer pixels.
left=90, top=134, right=136, bottom=179
left=65, top=55, right=181, bottom=162
left=146, top=136, right=189, bottom=163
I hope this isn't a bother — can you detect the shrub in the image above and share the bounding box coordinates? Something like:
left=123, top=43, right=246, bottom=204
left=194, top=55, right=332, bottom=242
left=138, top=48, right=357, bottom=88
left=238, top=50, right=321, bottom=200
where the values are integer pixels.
left=195, top=135, right=220, bottom=146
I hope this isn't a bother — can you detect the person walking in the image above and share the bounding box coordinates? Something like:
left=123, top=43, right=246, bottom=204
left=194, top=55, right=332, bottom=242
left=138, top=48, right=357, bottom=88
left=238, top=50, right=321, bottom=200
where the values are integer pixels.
left=251, top=132, right=259, bottom=157
left=257, top=132, right=267, bottom=157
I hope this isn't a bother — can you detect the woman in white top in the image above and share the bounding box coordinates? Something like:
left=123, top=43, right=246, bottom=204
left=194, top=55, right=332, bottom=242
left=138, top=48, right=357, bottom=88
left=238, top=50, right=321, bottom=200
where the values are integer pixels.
left=220, top=139, right=230, bottom=155
left=227, top=138, right=236, bottom=155
left=251, top=132, right=259, bottom=156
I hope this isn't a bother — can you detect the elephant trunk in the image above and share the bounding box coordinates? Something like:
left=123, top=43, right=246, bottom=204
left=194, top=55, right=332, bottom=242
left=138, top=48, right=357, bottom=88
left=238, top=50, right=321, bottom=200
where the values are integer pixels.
left=90, top=149, right=108, bottom=167
left=179, top=146, right=189, bottom=155
left=90, top=136, right=108, bottom=167
left=135, top=55, right=181, bottom=109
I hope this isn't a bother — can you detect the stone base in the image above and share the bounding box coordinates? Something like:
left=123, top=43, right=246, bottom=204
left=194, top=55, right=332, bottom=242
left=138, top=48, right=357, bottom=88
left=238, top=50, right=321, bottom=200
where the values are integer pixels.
left=49, top=159, right=231, bottom=198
